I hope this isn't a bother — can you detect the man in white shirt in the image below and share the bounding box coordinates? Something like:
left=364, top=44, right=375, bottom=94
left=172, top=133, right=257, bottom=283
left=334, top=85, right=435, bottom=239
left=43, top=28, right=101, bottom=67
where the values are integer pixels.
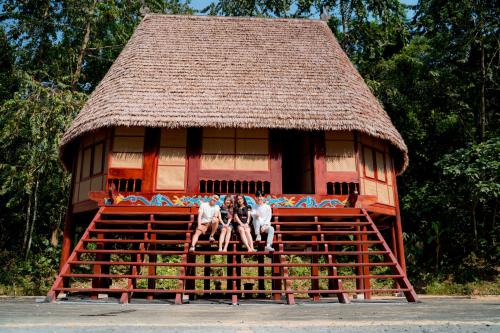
left=252, top=191, right=275, bottom=252
left=189, top=194, right=221, bottom=251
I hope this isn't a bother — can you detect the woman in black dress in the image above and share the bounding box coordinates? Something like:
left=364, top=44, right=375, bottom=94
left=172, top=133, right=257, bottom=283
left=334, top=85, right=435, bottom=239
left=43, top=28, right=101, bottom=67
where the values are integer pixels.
left=218, top=195, right=234, bottom=252
left=233, top=194, right=255, bottom=252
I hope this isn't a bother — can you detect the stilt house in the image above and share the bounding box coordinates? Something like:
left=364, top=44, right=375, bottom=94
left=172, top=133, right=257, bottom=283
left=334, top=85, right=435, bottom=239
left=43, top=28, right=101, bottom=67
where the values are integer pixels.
left=48, top=14, right=417, bottom=304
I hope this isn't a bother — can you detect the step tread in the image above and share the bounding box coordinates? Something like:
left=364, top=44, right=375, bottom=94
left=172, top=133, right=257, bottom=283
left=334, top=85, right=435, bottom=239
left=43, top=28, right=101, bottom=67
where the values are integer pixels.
left=54, top=287, right=410, bottom=294
left=69, top=261, right=397, bottom=267
left=62, top=273, right=403, bottom=280
left=76, top=249, right=389, bottom=255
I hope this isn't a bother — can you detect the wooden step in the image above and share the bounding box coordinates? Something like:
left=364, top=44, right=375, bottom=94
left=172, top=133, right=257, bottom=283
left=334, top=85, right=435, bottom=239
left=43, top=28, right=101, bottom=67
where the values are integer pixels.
left=48, top=205, right=417, bottom=304
left=96, top=219, right=191, bottom=224
left=69, top=261, right=397, bottom=267
left=62, top=273, right=403, bottom=280
left=54, top=287, right=410, bottom=294
left=81, top=239, right=382, bottom=245
left=76, top=249, right=389, bottom=255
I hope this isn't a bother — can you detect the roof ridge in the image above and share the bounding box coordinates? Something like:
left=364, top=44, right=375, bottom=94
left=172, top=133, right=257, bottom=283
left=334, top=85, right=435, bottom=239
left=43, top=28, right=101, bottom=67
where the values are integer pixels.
left=143, top=13, right=327, bottom=25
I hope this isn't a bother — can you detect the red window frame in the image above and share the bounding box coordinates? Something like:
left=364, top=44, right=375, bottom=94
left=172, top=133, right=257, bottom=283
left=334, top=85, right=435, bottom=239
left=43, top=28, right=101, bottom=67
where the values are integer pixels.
left=362, top=145, right=387, bottom=184
left=79, top=140, right=106, bottom=182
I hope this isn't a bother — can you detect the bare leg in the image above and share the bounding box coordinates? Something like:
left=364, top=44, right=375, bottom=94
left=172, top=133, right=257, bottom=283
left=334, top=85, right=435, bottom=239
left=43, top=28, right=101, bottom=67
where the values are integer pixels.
left=190, top=230, right=203, bottom=249
left=238, top=227, right=251, bottom=250
left=219, top=227, right=227, bottom=251
left=209, top=217, right=219, bottom=241
left=223, top=227, right=232, bottom=251
left=244, top=225, right=255, bottom=251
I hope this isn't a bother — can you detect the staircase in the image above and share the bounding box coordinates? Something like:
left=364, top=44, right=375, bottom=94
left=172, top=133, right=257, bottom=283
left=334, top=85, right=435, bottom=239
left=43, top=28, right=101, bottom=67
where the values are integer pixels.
left=47, top=206, right=417, bottom=304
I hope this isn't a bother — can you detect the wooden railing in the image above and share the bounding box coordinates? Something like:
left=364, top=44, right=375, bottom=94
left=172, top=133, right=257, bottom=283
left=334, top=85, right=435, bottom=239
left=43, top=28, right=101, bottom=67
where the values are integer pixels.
left=199, top=180, right=271, bottom=195
left=327, top=182, right=359, bottom=195
left=108, top=178, right=142, bottom=193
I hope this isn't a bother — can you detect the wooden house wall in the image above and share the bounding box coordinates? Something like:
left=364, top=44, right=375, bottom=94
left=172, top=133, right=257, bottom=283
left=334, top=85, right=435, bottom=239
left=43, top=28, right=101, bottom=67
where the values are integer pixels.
left=357, top=134, right=396, bottom=206
left=156, top=128, right=187, bottom=191
left=71, top=129, right=110, bottom=205
left=200, top=128, right=269, bottom=171
left=69, top=127, right=399, bottom=209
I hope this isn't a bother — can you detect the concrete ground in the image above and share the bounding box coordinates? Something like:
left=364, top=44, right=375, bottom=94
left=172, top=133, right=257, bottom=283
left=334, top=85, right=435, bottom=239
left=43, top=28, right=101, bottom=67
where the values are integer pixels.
left=0, top=296, right=498, bottom=332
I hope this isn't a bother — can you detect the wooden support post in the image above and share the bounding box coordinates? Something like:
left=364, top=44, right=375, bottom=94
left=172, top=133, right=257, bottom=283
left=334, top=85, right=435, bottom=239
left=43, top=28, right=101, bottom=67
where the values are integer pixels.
left=119, top=292, right=129, bottom=304
left=60, top=211, right=74, bottom=271
left=186, top=128, right=202, bottom=192
left=281, top=257, right=294, bottom=305
left=227, top=254, right=233, bottom=293
left=275, top=220, right=294, bottom=305
left=133, top=237, right=146, bottom=290
left=321, top=217, right=349, bottom=303
left=60, top=210, right=74, bottom=289
left=271, top=254, right=281, bottom=301
left=176, top=213, right=194, bottom=305
left=269, top=130, right=283, bottom=194
left=147, top=217, right=156, bottom=300
left=390, top=219, right=401, bottom=291
left=324, top=231, right=335, bottom=295
left=186, top=254, right=196, bottom=300
left=321, top=227, right=348, bottom=302
left=204, top=254, right=211, bottom=294
left=355, top=221, right=364, bottom=298
left=185, top=213, right=195, bottom=300
left=329, top=254, right=350, bottom=303
left=310, top=220, right=320, bottom=301
left=390, top=220, right=398, bottom=261
left=142, top=128, right=160, bottom=192
left=231, top=242, right=238, bottom=305
left=258, top=251, right=265, bottom=298
left=176, top=254, right=187, bottom=305
left=91, top=232, right=104, bottom=300
left=60, top=150, right=77, bottom=275
left=272, top=217, right=282, bottom=301
left=313, top=132, right=327, bottom=195
left=361, top=224, right=371, bottom=299
left=236, top=254, right=242, bottom=293
left=392, top=169, right=407, bottom=273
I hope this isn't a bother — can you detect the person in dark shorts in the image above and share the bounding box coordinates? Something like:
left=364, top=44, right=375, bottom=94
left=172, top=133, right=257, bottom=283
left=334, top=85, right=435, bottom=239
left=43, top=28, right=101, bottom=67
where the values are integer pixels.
left=218, top=195, right=234, bottom=252
left=233, top=194, right=256, bottom=252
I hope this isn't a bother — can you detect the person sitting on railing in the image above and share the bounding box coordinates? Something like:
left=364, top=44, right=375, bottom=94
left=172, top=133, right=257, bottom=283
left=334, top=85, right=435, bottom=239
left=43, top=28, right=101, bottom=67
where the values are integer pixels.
left=218, top=195, right=234, bottom=252
left=189, top=193, right=221, bottom=252
left=234, top=194, right=256, bottom=252
left=251, top=190, right=275, bottom=252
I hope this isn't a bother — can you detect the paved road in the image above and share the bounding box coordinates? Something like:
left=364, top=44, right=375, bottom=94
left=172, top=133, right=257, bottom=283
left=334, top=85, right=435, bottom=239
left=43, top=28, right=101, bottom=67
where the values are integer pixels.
left=0, top=296, right=498, bottom=332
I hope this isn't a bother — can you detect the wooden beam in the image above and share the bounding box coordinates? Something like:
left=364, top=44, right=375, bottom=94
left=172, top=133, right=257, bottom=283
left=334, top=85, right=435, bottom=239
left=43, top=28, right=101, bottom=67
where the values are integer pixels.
left=391, top=159, right=407, bottom=273
left=269, top=130, right=283, bottom=194
left=313, top=131, right=327, bottom=195
left=186, top=128, right=202, bottom=192
left=142, top=128, right=160, bottom=192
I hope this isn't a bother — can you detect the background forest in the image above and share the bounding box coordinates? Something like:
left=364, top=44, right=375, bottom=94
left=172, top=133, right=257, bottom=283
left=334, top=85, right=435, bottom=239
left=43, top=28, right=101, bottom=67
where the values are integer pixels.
left=0, top=0, right=498, bottom=295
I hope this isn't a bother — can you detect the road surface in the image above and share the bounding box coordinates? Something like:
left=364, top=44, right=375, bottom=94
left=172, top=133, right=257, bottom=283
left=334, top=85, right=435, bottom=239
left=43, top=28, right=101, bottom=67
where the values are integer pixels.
left=0, top=296, right=498, bottom=332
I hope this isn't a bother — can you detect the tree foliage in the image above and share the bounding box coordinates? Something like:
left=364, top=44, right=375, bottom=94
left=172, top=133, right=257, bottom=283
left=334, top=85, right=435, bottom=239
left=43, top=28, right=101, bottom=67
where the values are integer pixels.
left=0, top=0, right=498, bottom=294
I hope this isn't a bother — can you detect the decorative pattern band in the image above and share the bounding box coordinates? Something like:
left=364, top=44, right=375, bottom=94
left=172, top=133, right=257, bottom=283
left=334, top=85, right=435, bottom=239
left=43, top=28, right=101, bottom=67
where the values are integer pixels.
left=106, top=194, right=346, bottom=209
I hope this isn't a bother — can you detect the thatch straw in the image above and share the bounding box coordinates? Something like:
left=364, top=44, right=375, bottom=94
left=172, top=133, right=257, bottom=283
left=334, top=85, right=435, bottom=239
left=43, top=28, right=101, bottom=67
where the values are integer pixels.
left=60, top=14, right=408, bottom=173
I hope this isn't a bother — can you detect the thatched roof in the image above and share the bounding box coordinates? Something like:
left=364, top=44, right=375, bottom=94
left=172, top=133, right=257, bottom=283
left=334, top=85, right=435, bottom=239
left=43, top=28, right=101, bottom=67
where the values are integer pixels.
left=60, top=14, right=408, bottom=173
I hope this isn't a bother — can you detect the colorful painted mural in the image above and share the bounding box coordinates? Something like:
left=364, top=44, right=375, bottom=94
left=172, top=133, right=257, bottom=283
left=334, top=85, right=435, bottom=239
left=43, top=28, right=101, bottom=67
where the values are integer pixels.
left=105, top=194, right=346, bottom=208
